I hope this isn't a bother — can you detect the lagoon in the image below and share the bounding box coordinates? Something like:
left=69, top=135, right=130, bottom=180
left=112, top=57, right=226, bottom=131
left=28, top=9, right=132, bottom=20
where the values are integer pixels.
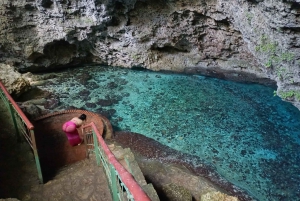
left=38, top=65, right=300, bottom=201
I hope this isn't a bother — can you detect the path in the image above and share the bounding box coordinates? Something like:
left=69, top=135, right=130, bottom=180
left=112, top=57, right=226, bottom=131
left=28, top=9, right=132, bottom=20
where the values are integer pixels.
left=0, top=101, right=112, bottom=201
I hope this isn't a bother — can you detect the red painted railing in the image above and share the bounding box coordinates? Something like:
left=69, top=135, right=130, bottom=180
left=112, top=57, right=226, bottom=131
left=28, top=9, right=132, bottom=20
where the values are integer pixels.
left=0, top=81, right=43, bottom=183
left=0, top=81, right=34, bottom=129
left=82, top=122, right=151, bottom=201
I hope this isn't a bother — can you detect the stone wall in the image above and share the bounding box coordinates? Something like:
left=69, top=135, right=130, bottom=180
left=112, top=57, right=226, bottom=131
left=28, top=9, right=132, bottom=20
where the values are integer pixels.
left=0, top=0, right=300, bottom=108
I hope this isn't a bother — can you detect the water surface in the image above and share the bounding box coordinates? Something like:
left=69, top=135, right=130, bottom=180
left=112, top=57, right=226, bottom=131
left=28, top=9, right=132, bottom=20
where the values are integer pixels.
left=38, top=66, right=300, bottom=201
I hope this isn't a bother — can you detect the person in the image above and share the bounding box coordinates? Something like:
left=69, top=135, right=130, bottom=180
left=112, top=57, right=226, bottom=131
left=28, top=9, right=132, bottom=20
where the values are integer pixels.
left=62, top=114, right=87, bottom=146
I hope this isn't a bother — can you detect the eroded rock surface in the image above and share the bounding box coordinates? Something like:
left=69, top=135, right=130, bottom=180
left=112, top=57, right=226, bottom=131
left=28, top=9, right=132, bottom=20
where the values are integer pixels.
left=0, top=0, right=300, bottom=108
left=201, top=191, right=239, bottom=201
left=0, top=64, right=31, bottom=97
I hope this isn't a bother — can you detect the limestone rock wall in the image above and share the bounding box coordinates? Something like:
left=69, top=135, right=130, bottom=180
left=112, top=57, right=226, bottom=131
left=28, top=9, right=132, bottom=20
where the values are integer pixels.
left=0, top=0, right=300, bottom=108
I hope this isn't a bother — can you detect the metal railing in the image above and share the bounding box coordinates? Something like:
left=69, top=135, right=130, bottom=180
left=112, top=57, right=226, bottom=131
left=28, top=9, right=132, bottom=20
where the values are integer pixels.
left=0, top=81, right=43, bottom=183
left=82, top=122, right=151, bottom=201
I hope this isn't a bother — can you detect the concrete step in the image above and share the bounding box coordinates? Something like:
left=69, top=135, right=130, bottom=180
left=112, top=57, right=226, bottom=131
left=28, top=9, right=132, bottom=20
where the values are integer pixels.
left=108, top=144, right=160, bottom=201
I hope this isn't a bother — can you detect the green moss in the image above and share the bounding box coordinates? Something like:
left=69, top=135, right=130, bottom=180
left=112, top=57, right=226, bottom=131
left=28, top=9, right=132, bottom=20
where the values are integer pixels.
left=276, top=67, right=286, bottom=79
left=279, top=90, right=300, bottom=101
left=255, top=39, right=277, bottom=53
left=255, top=35, right=295, bottom=68
left=280, top=52, right=294, bottom=61
left=265, top=60, right=272, bottom=68
left=246, top=12, right=253, bottom=24
left=270, top=55, right=281, bottom=64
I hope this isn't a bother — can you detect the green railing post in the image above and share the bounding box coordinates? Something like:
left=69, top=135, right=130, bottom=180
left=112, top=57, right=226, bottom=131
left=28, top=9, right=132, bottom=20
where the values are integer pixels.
left=8, top=103, right=21, bottom=142
left=92, top=131, right=101, bottom=166
left=110, top=164, right=119, bottom=201
left=1, top=82, right=44, bottom=184
left=30, top=130, right=43, bottom=183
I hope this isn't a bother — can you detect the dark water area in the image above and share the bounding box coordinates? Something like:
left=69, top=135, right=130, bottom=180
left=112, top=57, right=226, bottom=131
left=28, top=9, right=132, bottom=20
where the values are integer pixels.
left=37, top=65, right=300, bottom=201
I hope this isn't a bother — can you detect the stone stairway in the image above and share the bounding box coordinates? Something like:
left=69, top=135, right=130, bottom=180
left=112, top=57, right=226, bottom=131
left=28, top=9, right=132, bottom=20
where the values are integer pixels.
left=107, top=143, right=160, bottom=201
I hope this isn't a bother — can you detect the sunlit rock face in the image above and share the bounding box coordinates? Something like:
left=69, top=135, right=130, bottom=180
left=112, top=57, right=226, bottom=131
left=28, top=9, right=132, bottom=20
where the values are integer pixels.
left=0, top=64, right=31, bottom=97
left=0, top=0, right=300, bottom=108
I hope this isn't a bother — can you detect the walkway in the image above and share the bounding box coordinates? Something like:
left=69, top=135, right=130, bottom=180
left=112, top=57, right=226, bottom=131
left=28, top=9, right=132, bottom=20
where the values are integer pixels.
left=0, top=102, right=112, bottom=201
left=26, top=157, right=112, bottom=201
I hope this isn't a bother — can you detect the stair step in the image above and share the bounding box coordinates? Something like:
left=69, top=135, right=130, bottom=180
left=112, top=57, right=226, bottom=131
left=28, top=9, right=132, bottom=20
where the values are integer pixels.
left=108, top=143, right=160, bottom=200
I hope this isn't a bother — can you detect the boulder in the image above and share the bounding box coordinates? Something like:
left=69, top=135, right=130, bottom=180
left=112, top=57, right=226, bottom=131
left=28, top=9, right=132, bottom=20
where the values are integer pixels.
left=0, top=63, right=31, bottom=97
left=201, top=191, right=239, bottom=201
left=162, top=183, right=193, bottom=201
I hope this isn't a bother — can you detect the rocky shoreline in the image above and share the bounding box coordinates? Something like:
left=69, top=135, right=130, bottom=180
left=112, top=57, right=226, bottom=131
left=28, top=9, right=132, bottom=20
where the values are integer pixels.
left=112, top=131, right=255, bottom=201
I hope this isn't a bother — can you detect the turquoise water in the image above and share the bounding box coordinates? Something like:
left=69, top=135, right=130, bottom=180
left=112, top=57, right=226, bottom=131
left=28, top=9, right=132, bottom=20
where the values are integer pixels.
left=38, top=66, right=300, bottom=201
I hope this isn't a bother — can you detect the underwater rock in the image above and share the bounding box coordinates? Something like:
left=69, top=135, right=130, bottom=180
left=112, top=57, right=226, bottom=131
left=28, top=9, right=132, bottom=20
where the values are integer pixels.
left=106, top=82, right=119, bottom=89
left=96, top=108, right=116, bottom=119
left=76, top=72, right=91, bottom=85
left=97, top=99, right=118, bottom=106
left=86, top=102, right=97, bottom=108
left=86, top=81, right=99, bottom=90
left=44, top=96, right=60, bottom=110
left=78, top=89, right=91, bottom=100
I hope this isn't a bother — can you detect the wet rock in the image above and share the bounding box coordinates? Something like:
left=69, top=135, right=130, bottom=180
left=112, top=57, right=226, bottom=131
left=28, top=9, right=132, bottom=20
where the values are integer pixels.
left=44, top=96, right=60, bottom=109
left=18, top=102, right=42, bottom=120
left=22, top=72, right=58, bottom=83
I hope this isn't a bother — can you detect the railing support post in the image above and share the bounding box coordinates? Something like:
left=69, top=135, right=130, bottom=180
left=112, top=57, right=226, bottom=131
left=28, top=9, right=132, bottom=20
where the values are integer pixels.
left=83, top=121, right=152, bottom=201
left=30, top=130, right=43, bottom=183
left=8, top=103, right=21, bottom=142
left=93, top=131, right=101, bottom=166
left=110, top=164, right=119, bottom=201
left=1, top=82, right=43, bottom=184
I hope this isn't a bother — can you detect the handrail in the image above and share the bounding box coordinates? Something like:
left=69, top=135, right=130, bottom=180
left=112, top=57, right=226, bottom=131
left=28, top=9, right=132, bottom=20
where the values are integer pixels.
left=35, top=109, right=113, bottom=139
left=0, top=81, right=34, bottom=130
left=0, top=81, right=43, bottom=183
left=82, top=122, right=151, bottom=201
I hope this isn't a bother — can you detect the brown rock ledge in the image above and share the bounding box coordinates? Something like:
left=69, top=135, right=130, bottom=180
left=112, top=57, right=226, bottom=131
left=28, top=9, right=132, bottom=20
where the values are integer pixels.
left=111, top=131, right=255, bottom=201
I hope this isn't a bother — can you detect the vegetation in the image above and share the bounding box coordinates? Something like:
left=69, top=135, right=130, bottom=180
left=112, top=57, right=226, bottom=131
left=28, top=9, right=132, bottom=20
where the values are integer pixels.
left=278, top=90, right=300, bottom=101
left=255, top=35, right=294, bottom=69
left=246, top=12, right=253, bottom=25
left=276, top=67, right=286, bottom=79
